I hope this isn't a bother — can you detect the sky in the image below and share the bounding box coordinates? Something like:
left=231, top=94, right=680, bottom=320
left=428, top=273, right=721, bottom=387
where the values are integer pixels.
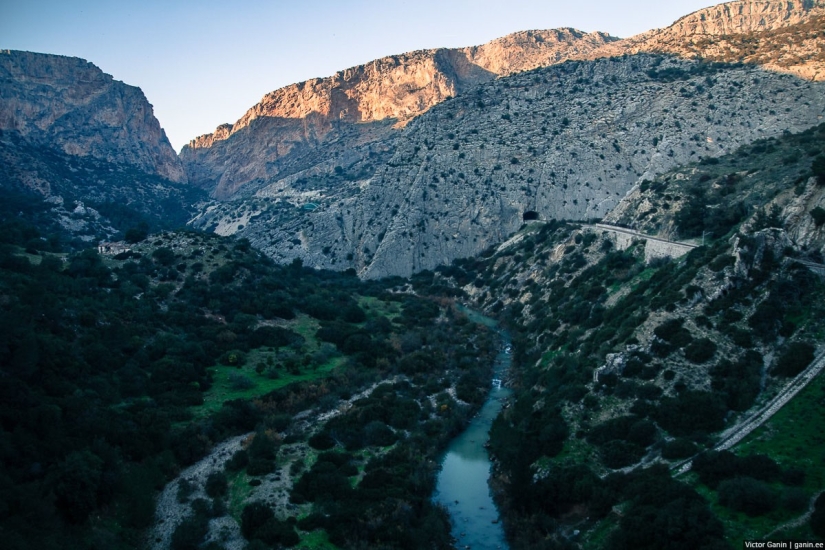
left=1, top=0, right=717, bottom=151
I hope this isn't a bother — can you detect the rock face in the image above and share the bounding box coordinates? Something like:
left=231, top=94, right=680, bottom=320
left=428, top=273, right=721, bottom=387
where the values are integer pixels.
left=595, top=0, right=825, bottom=81
left=631, top=0, right=823, bottom=39
left=0, top=50, right=185, bottom=183
left=191, top=55, right=825, bottom=278
left=182, top=0, right=825, bottom=278
left=180, top=29, right=618, bottom=198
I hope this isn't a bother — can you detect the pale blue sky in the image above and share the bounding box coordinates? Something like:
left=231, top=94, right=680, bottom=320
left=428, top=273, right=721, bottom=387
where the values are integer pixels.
left=1, top=1, right=716, bottom=150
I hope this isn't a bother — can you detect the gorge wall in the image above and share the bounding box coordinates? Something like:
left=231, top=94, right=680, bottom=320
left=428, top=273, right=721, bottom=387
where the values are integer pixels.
left=0, top=50, right=185, bottom=185
left=179, top=29, right=618, bottom=198
left=190, top=55, right=825, bottom=278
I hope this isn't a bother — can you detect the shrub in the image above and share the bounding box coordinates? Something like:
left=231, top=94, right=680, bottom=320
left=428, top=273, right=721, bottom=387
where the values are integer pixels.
left=653, top=319, right=692, bottom=347
left=655, top=391, right=726, bottom=437
left=600, top=440, right=645, bottom=469
left=812, top=155, right=825, bottom=183
left=364, top=421, right=397, bottom=447
left=810, top=207, right=825, bottom=227
left=205, top=472, right=228, bottom=498
left=247, top=458, right=275, bottom=476
left=228, top=373, right=255, bottom=390
left=782, top=488, right=810, bottom=513
left=225, top=450, right=249, bottom=471
left=241, top=502, right=274, bottom=539
left=718, top=477, right=777, bottom=517
left=812, top=493, right=825, bottom=537
left=683, top=338, right=717, bottom=364
left=661, top=438, right=697, bottom=460
left=773, top=341, right=815, bottom=377
left=308, top=431, right=336, bottom=450
left=170, top=514, right=209, bottom=550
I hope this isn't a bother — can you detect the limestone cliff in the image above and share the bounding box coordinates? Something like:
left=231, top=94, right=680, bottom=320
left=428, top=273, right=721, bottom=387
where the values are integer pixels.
left=596, top=0, right=825, bottom=80
left=180, top=29, right=618, bottom=197
left=183, top=0, right=825, bottom=278
left=191, top=56, right=825, bottom=278
left=0, top=50, right=185, bottom=183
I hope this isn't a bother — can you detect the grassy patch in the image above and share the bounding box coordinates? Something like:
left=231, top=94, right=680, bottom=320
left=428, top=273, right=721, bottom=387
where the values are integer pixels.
left=681, top=371, right=825, bottom=543
left=296, top=529, right=339, bottom=550
left=193, top=355, right=345, bottom=417
left=550, top=436, right=597, bottom=468
left=736, top=371, right=825, bottom=496
left=358, top=295, right=401, bottom=321
left=540, top=349, right=560, bottom=368
left=288, top=314, right=323, bottom=351
left=227, top=469, right=253, bottom=522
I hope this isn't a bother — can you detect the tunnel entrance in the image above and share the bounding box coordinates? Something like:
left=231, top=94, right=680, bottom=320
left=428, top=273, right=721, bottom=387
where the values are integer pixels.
left=522, top=211, right=539, bottom=221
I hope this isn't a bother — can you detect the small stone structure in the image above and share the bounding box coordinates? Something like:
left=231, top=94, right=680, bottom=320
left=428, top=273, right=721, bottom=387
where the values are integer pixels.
left=98, top=241, right=131, bottom=255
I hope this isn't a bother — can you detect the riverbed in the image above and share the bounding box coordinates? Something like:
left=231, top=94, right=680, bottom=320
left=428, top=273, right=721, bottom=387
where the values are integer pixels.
left=433, top=307, right=511, bottom=550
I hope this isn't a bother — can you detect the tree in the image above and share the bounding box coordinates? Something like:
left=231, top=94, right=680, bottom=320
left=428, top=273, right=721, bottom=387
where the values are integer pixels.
left=773, top=342, right=815, bottom=377
left=810, top=207, right=825, bottom=227
left=812, top=155, right=825, bottom=184
left=124, top=222, right=149, bottom=244
left=718, top=477, right=776, bottom=516
left=52, top=450, right=103, bottom=524
left=205, top=472, right=228, bottom=498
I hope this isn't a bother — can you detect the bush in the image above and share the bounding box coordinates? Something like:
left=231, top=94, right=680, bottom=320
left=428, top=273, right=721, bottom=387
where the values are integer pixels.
left=225, top=450, right=249, bottom=471
left=255, top=518, right=300, bottom=547
left=812, top=155, right=825, bottom=184
left=170, top=514, right=209, bottom=550
left=661, top=438, right=697, bottom=460
left=364, top=421, right=398, bottom=447
left=693, top=451, right=780, bottom=488
left=811, top=207, right=825, bottom=227
left=228, top=373, right=255, bottom=390
left=241, top=502, right=273, bottom=539
left=773, top=342, right=816, bottom=377
left=600, top=440, right=645, bottom=469
left=718, top=477, right=777, bottom=517
left=246, top=459, right=275, bottom=476
left=812, top=493, right=825, bottom=538
left=683, top=338, right=717, bottom=364
left=308, top=431, right=336, bottom=450
left=219, top=350, right=247, bottom=367
left=655, top=391, right=726, bottom=437
left=781, top=488, right=809, bottom=513
left=205, top=472, right=228, bottom=498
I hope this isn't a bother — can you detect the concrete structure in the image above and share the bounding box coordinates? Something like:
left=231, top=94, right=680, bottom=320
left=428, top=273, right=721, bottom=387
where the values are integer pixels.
left=586, top=223, right=697, bottom=263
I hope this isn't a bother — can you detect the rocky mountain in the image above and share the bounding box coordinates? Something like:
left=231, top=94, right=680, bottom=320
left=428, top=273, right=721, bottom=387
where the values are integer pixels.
left=595, top=0, right=825, bottom=81
left=180, top=28, right=618, bottom=198
left=180, top=0, right=825, bottom=279
left=192, top=55, right=825, bottom=278
left=0, top=50, right=202, bottom=245
left=0, top=50, right=185, bottom=183
left=438, top=123, right=825, bottom=548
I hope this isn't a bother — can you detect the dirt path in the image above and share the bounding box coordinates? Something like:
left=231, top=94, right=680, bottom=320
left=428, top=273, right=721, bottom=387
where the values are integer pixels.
left=149, top=377, right=406, bottom=549
left=148, top=434, right=250, bottom=550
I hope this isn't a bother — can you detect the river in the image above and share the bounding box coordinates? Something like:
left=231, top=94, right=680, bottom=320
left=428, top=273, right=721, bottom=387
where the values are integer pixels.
left=433, top=307, right=512, bottom=550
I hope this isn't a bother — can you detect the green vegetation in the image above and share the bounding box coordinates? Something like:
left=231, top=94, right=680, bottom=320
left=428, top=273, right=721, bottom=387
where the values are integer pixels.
left=0, top=217, right=498, bottom=549
left=430, top=124, right=825, bottom=549
left=612, top=123, right=825, bottom=244
left=0, top=134, right=206, bottom=247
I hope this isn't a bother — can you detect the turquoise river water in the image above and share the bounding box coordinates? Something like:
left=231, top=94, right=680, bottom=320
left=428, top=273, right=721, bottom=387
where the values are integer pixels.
left=433, top=308, right=512, bottom=550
